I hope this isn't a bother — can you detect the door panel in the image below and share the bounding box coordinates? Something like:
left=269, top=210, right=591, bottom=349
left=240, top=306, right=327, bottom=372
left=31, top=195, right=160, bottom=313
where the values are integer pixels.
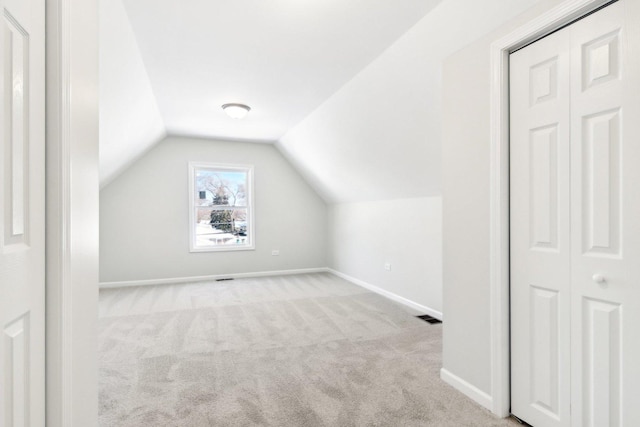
left=0, top=0, right=45, bottom=424
left=3, top=11, right=29, bottom=248
left=529, top=286, right=560, bottom=414
left=510, top=27, right=572, bottom=427
left=3, top=314, right=29, bottom=426
left=530, top=124, right=559, bottom=251
left=570, top=2, right=640, bottom=426
left=581, top=298, right=621, bottom=427
left=580, top=108, right=621, bottom=257
left=582, top=30, right=620, bottom=90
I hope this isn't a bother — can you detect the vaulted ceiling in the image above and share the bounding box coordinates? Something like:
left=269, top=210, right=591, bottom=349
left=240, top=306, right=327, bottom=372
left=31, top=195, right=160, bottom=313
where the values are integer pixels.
left=121, top=0, right=444, bottom=142
left=100, top=0, right=541, bottom=198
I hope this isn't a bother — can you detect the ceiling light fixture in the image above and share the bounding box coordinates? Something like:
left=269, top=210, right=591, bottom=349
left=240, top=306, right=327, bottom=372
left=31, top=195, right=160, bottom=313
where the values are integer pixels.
left=222, top=103, right=251, bottom=119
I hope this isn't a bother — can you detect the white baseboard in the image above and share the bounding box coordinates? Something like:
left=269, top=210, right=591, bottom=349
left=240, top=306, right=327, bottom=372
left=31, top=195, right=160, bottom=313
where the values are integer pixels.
left=101, top=269, right=444, bottom=322
left=327, top=268, right=443, bottom=320
left=440, top=368, right=493, bottom=411
left=99, top=267, right=330, bottom=289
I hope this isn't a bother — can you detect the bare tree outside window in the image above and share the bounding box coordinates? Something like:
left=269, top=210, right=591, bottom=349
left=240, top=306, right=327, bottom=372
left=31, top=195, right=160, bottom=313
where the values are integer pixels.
left=189, top=163, right=254, bottom=251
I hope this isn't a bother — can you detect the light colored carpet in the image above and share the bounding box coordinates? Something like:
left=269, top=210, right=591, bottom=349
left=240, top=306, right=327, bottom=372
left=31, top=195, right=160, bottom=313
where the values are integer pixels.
left=99, top=273, right=518, bottom=426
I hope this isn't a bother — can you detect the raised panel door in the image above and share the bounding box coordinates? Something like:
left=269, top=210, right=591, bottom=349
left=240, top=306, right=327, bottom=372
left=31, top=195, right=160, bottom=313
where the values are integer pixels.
left=511, top=2, right=640, bottom=426
left=0, top=0, right=45, bottom=424
left=569, top=2, right=640, bottom=425
left=510, top=27, right=572, bottom=427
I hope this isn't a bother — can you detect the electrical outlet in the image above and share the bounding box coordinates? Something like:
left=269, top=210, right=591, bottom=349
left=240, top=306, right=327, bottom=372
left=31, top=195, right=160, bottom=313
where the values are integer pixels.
left=384, top=262, right=391, bottom=271
left=272, top=250, right=280, bottom=256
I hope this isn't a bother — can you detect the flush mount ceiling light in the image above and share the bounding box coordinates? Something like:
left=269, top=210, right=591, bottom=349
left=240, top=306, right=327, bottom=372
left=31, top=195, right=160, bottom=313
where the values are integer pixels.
left=222, top=103, right=251, bottom=119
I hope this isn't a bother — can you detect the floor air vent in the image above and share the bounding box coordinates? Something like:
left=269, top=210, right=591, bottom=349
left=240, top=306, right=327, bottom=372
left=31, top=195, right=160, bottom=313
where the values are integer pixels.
left=416, top=314, right=442, bottom=324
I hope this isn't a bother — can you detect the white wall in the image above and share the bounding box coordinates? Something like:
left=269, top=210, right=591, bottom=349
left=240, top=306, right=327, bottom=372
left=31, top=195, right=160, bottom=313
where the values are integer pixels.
left=329, top=197, right=442, bottom=315
left=100, top=136, right=327, bottom=283
left=441, top=0, right=564, bottom=401
left=99, top=0, right=166, bottom=186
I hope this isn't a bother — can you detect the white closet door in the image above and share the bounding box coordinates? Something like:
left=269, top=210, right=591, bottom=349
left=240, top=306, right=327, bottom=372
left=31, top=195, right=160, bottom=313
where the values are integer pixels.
left=511, top=1, right=640, bottom=426
left=569, top=2, right=640, bottom=426
left=510, top=26, right=572, bottom=427
left=0, top=0, right=45, bottom=424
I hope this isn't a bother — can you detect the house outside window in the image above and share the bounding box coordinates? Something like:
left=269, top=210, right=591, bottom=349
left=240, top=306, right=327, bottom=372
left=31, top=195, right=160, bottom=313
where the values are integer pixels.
left=189, top=162, right=254, bottom=252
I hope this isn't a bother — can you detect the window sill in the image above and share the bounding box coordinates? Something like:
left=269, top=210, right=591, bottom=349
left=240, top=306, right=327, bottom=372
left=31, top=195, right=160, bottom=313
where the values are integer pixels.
left=189, top=244, right=255, bottom=253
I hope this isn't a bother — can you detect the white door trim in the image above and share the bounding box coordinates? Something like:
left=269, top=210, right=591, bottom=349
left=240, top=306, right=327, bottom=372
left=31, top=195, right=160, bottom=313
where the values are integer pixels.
left=46, top=0, right=99, bottom=425
left=489, top=0, right=613, bottom=417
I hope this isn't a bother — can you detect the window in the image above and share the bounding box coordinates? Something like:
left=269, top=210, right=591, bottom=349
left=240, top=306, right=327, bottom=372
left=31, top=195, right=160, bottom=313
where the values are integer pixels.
left=189, top=162, right=254, bottom=252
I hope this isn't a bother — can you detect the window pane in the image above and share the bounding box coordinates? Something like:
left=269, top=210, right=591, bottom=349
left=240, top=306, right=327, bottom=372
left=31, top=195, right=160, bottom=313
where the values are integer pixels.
left=191, top=164, right=252, bottom=252
left=195, top=169, right=247, bottom=207
left=195, top=207, right=250, bottom=247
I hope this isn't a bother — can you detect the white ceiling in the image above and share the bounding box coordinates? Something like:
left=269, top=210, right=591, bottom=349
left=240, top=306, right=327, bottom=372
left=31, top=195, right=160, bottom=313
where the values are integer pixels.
left=100, top=0, right=542, bottom=198
left=119, top=0, right=443, bottom=142
left=100, top=0, right=166, bottom=186
left=277, top=0, right=541, bottom=203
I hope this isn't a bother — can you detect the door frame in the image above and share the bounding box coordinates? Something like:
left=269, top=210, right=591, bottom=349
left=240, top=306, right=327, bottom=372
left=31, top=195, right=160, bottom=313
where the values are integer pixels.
left=45, top=0, right=99, bottom=425
left=488, top=0, right=613, bottom=417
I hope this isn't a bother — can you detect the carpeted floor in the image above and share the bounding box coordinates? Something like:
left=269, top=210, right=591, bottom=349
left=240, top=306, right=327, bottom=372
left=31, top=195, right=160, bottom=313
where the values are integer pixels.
left=99, top=273, right=518, bottom=426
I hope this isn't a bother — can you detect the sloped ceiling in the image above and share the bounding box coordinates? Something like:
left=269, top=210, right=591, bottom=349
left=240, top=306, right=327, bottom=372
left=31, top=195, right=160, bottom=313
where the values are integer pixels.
left=122, top=0, right=447, bottom=142
left=99, top=0, right=166, bottom=186
left=99, top=0, right=442, bottom=186
left=277, top=0, right=540, bottom=203
left=100, top=0, right=540, bottom=198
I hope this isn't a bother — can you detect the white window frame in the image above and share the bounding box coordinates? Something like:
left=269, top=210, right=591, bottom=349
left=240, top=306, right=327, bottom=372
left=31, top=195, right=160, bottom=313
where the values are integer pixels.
left=188, top=162, right=255, bottom=252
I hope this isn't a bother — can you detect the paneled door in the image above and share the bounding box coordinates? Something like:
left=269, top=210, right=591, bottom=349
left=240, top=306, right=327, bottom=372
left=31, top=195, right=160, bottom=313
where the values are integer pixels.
left=0, top=0, right=45, bottom=423
left=510, top=1, right=640, bottom=426
left=510, top=25, right=572, bottom=427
